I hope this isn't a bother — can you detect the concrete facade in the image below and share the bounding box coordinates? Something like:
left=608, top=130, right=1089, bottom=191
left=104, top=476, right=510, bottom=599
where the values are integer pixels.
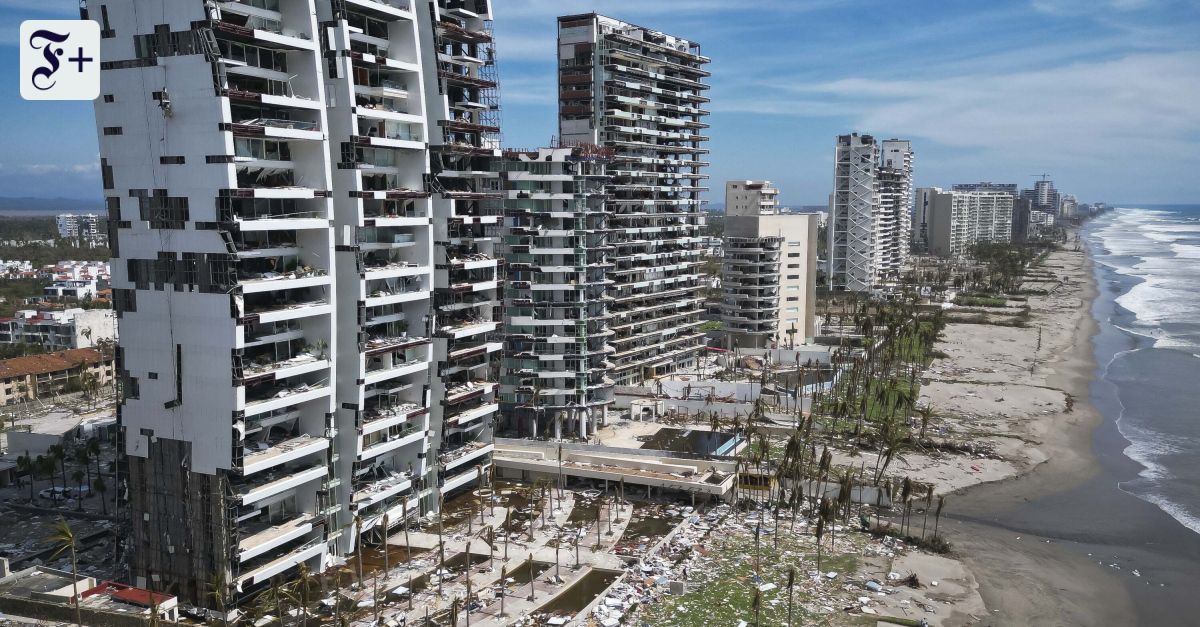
left=557, top=13, right=711, bottom=384
left=915, top=188, right=1014, bottom=257
left=90, top=0, right=500, bottom=606
left=828, top=134, right=913, bottom=291
left=722, top=181, right=817, bottom=348
left=498, top=146, right=616, bottom=441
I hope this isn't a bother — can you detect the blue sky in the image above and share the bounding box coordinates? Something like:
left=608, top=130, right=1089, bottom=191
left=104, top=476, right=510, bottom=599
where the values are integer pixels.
left=2, top=0, right=1198, bottom=206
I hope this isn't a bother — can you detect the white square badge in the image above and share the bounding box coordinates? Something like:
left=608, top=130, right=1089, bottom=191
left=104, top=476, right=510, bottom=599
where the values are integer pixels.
left=20, top=20, right=101, bottom=101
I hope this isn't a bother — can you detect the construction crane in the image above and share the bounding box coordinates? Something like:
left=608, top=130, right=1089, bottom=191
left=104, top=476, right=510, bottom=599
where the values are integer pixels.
left=1031, top=173, right=1051, bottom=182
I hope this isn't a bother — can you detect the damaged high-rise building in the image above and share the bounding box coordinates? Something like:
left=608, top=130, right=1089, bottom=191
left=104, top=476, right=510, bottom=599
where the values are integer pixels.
left=497, top=145, right=616, bottom=440
left=89, top=0, right=500, bottom=607
left=556, top=13, right=711, bottom=385
left=827, top=134, right=914, bottom=292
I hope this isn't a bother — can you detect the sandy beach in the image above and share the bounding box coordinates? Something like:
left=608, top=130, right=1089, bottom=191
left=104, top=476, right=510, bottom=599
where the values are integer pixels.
left=889, top=243, right=1141, bottom=625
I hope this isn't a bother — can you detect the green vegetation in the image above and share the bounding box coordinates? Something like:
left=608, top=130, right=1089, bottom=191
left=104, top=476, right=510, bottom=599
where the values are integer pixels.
left=699, top=320, right=723, bottom=332
left=0, top=216, right=59, bottom=241
left=0, top=278, right=49, bottom=317
left=953, top=295, right=1008, bottom=308
left=0, top=243, right=111, bottom=268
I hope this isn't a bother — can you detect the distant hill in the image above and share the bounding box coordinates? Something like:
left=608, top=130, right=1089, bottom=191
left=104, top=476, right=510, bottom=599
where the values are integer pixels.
left=0, top=197, right=106, bottom=216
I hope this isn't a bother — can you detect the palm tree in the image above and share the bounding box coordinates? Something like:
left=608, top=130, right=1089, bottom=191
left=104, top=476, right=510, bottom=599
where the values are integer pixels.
left=787, top=566, right=796, bottom=627
left=381, top=513, right=390, bottom=575
left=48, top=519, right=83, bottom=627
left=16, top=453, right=34, bottom=501
left=526, top=553, right=535, bottom=601
left=37, top=455, right=56, bottom=492
left=75, top=447, right=92, bottom=492
left=87, top=437, right=103, bottom=481
left=916, top=404, right=934, bottom=442
left=933, top=495, right=947, bottom=539
left=814, top=516, right=825, bottom=573
left=70, top=470, right=85, bottom=511
left=402, top=499, right=412, bottom=559
left=93, top=478, right=108, bottom=511
left=287, top=562, right=313, bottom=627
left=207, top=572, right=229, bottom=627
left=498, top=565, right=508, bottom=616
left=49, top=444, right=68, bottom=492
left=354, top=515, right=364, bottom=585
left=921, top=485, right=934, bottom=540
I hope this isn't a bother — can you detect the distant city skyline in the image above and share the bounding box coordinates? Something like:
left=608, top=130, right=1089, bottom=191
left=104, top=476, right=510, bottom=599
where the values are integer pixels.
left=1, top=0, right=1198, bottom=204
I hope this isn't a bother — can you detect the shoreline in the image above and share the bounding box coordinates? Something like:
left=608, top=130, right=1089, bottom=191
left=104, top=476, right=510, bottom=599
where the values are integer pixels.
left=943, top=238, right=1140, bottom=625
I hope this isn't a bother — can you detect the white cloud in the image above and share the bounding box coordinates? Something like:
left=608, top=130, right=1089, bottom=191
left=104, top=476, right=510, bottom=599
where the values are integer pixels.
left=1031, top=0, right=1156, bottom=14
left=752, top=51, right=1200, bottom=160
left=0, top=162, right=100, bottom=176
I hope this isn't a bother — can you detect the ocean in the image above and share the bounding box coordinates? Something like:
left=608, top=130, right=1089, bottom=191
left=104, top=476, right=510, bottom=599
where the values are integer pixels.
left=1087, top=205, right=1200, bottom=536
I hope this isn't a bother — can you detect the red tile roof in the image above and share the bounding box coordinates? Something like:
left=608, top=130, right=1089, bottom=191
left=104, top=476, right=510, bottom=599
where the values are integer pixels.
left=0, top=348, right=110, bottom=380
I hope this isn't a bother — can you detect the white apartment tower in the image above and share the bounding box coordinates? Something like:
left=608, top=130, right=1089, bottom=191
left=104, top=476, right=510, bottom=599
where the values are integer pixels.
left=878, top=139, right=913, bottom=275
left=722, top=181, right=818, bottom=348
left=915, top=188, right=1014, bottom=257
left=827, top=134, right=914, bottom=292
left=56, top=213, right=105, bottom=245
left=498, top=146, right=615, bottom=440
left=828, top=134, right=879, bottom=292
left=557, top=13, right=711, bottom=384
left=90, top=0, right=500, bottom=607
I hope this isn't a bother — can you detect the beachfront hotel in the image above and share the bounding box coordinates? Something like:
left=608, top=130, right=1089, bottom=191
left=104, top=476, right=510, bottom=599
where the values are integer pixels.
left=89, top=0, right=499, bottom=606
left=721, top=181, right=818, bottom=349
left=827, top=133, right=915, bottom=292
left=914, top=187, right=1015, bottom=256
left=556, top=13, right=711, bottom=384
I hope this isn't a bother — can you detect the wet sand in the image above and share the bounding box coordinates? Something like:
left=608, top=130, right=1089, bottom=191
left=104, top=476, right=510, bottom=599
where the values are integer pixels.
left=945, top=241, right=1200, bottom=625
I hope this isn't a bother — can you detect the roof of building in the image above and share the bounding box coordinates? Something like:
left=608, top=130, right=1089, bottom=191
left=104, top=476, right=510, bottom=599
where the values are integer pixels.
left=0, top=348, right=109, bottom=380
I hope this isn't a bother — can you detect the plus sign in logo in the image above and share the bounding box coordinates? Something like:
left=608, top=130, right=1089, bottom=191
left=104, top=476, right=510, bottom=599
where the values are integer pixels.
left=20, top=20, right=100, bottom=101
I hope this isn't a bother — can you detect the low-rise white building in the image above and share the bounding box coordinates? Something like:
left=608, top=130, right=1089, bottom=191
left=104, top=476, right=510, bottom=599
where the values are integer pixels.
left=42, top=260, right=110, bottom=282
left=0, top=308, right=116, bottom=351
left=42, top=280, right=99, bottom=301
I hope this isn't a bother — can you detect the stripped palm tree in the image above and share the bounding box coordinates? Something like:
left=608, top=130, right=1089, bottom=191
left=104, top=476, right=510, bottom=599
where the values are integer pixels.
left=933, top=495, right=947, bottom=539
left=921, top=485, right=935, bottom=540
left=48, top=520, right=82, bottom=627
left=814, top=516, right=826, bottom=573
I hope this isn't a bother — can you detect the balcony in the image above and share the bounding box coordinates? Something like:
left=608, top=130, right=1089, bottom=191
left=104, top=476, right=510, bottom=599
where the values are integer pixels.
left=235, top=537, right=324, bottom=591
left=439, top=441, right=493, bottom=471
left=345, top=0, right=414, bottom=19
left=238, top=514, right=320, bottom=562
left=364, top=352, right=428, bottom=385
left=229, top=117, right=323, bottom=141
left=241, top=353, right=328, bottom=385
left=363, top=260, right=425, bottom=280
left=214, top=12, right=317, bottom=53
left=443, top=380, right=495, bottom=405
left=361, top=403, right=426, bottom=436
left=243, top=380, right=331, bottom=416
left=351, top=471, right=413, bottom=509
left=438, top=319, right=497, bottom=340
left=446, top=401, right=498, bottom=427
left=241, top=295, right=331, bottom=325
left=359, top=425, right=425, bottom=460
left=240, top=434, right=329, bottom=476
left=234, top=465, right=328, bottom=506
left=240, top=266, right=330, bottom=294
